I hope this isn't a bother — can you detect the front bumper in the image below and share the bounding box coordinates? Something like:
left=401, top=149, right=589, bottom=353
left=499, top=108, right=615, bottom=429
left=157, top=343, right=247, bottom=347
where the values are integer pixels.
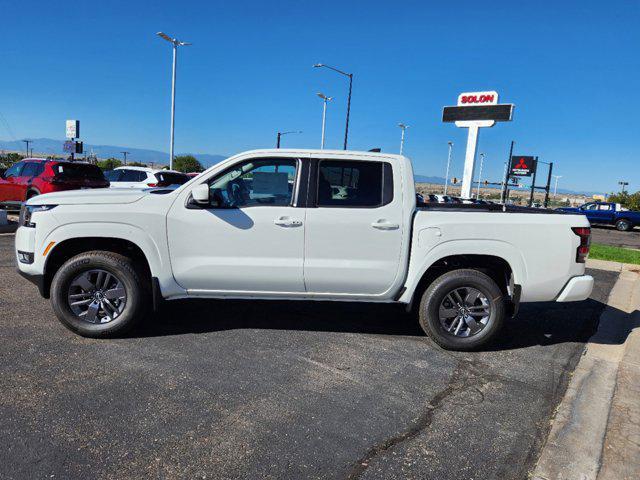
left=555, top=275, right=594, bottom=302
left=17, top=269, right=47, bottom=297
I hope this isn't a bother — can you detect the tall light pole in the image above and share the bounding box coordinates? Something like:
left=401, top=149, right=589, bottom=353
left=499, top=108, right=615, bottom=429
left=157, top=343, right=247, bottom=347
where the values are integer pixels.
left=121, top=151, right=130, bottom=165
left=552, top=175, right=563, bottom=198
left=476, top=153, right=485, bottom=200
left=22, top=139, right=31, bottom=158
left=313, top=63, right=353, bottom=150
left=317, top=93, right=333, bottom=149
left=398, top=123, right=409, bottom=155
left=157, top=32, right=192, bottom=170
left=276, top=130, right=302, bottom=148
left=619, top=181, right=629, bottom=193
left=444, top=141, right=453, bottom=196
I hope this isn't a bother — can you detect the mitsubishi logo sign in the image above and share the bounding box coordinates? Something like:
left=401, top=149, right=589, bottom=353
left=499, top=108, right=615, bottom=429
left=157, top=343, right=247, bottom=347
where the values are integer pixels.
left=510, top=155, right=537, bottom=177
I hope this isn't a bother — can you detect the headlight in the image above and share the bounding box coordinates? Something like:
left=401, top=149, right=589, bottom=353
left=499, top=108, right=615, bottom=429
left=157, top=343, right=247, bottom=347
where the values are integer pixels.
left=20, top=204, right=57, bottom=228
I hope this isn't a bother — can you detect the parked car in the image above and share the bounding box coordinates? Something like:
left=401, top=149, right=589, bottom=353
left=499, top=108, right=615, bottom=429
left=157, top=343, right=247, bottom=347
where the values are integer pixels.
left=558, top=201, right=640, bottom=231
left=0, top=159, right=109, bottom=209
left=104, top=166, right=190, bottom=189
left=16, top=149, right=593, bottom=350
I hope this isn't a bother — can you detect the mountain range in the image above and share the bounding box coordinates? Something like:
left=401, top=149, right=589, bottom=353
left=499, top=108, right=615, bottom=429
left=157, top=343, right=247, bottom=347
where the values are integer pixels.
left=1, top=138, right=595, bottom=196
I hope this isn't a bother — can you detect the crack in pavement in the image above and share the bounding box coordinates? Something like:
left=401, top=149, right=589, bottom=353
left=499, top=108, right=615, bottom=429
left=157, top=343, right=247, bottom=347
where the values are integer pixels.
left=346, top=360, right=473, bottom=479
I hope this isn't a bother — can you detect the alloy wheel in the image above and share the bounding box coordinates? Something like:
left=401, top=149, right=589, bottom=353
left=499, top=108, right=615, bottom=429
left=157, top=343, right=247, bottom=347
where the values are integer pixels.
left=438, top=287, right=491, bottom=337
left=67, top=269, right=127, bottom=324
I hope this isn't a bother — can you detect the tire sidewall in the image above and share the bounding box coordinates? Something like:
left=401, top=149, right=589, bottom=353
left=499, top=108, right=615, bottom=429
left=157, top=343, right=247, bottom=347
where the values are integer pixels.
left=616, top=220, right=630, bottom=232
left=51, top=253, right=143, bottom=337
left=420, top=270, right=505, bottom=350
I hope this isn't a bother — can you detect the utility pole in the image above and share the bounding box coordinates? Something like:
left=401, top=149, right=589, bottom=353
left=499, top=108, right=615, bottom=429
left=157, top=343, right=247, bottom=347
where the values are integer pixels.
left=444, top=141, right=453, bottom=196
left=22, top=139, right=31, bottom=158
left=157, top=32, right=192, bottom=170
left=619, top=181, right=629, bottom=193
left=398, top=123, right=409, bottom=155
left=121, top=151, right=130, bottom=165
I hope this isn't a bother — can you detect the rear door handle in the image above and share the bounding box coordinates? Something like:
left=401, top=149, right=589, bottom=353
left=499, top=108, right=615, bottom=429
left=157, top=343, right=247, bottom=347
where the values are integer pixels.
left=274, top=217, right=303, bottom=227
left=371, top=220, right=399, bottom=230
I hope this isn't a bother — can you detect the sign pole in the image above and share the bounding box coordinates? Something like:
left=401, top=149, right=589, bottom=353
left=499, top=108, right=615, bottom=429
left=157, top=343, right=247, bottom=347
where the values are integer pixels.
left=543, top=162, right=554, bottom=208
left=502, top=140, right=514, bottom=204
left=529, top=156, right=538, bottom=207
left=461, top=125, right=479, bottom=199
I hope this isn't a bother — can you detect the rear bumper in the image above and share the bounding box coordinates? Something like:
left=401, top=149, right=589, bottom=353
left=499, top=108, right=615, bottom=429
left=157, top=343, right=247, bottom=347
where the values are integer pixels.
left=555, top=275, right=594, bottom=302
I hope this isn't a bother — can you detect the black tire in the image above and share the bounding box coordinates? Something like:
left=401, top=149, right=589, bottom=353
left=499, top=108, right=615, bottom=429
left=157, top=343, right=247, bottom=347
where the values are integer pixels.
left=418, top=269, right=505, bottom=351
left=50, top=251, right=149, bottom=337
left=615, top=219, right=632, bottom=232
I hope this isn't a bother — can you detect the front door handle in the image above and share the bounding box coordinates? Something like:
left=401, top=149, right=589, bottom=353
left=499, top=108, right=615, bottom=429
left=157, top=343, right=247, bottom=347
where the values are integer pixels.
left=274, top=217, right=303, bottom=227
left=371, top=220, right=399, bottom=230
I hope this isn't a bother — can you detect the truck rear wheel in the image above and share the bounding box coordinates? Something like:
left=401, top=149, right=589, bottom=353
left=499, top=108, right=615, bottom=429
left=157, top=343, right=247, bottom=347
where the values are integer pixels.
left=615, top=219, right=632, bottom=232
left=418, top=269, right=505, bottom=351
left=50, top=251, right=148, bottom=338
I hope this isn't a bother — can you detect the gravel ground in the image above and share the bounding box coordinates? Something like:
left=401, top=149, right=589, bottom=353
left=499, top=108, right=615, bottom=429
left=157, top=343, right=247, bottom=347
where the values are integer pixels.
left=0, top=234, right=618, bottom=480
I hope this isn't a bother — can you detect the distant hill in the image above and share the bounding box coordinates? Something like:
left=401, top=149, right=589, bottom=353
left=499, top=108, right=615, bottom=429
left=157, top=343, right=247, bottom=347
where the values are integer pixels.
left=0, top=138, right=227, bottom=168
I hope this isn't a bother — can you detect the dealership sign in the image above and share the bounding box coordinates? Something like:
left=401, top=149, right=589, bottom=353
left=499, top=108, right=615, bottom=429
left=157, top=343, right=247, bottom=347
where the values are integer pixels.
left=66, top=120, right=79, bottom=139
left=510, top=155, right=537, bottom=177
left=442, top=91, right=515, bottom=199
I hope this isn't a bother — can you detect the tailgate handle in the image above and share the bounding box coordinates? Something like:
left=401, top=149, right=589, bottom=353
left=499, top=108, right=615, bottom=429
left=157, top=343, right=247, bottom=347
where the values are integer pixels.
left=371, top=220, right=399, bottom=230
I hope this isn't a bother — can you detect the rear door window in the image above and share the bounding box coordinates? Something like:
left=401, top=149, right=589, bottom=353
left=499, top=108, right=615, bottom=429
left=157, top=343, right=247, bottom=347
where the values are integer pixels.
left=316, top=160, right=393, bottom=208
left=54, top=163, right=106, bottom=180
left=21, top=162, right=39, bottom=178
left=155, top=172, right=189, bottom=186
left=118, top=170, right=147, bottom=182
left=104, top=170, right=123, bottom=181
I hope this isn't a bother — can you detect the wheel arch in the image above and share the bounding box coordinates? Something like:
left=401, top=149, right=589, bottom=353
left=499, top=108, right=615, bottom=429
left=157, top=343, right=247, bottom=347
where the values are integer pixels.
left=42, top=234, right=158, bottom=299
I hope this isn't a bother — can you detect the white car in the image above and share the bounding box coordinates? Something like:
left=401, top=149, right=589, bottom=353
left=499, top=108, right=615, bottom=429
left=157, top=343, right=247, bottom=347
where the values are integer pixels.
left=15, top=149, right=593, bottom=350
left=104, top=166, right=189, bottom=189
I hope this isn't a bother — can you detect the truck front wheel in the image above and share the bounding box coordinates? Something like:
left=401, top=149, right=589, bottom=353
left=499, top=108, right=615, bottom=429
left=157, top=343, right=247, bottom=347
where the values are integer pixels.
left=418, top=269, right=505, bottom=351
left=50, top=251, right=149, bottom=337
left=615, top=219, right=632, bottom=232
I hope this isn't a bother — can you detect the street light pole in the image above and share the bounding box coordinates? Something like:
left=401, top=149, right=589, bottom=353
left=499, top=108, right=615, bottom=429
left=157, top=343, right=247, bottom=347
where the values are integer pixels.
left=476, top=153, right=485, bottom=200
left=398, top=123, right=409, bottom=155
left=313, top=63, right=353, bottom=150
left=552, top=175, right=563, bottom=198
left=121, top=151, right=130, bottom=165
left=276, top=130, right=302, bottom=148
left=317, top=93, right=333, bottom=149
left=444, top=141, right=453, bottom=196
left=157, top=32, right=192, bottom=170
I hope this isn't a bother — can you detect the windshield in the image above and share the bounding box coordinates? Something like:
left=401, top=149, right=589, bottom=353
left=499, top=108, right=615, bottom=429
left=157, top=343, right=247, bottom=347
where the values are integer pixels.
left=54, top=163, right=106, bottom=180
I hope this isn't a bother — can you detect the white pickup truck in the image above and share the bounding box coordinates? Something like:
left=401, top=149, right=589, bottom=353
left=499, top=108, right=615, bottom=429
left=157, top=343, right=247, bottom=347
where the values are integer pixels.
left=15, top=149, right=594, bottom=350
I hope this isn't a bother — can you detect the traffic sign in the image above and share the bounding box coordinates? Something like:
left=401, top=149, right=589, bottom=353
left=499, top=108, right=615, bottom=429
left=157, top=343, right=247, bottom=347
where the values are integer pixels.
left=510, top=156, right=537, bottom=177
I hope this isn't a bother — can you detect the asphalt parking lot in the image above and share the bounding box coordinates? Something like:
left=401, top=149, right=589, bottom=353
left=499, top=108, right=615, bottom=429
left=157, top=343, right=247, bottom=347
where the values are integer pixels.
left=0, top=234, right=618, bottom=480
left=591, top=224, right=640, bottom=249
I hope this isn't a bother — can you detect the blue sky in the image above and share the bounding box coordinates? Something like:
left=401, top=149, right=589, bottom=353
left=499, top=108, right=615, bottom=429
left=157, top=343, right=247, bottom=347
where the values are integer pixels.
left=1, top=0, right=638, bottom=192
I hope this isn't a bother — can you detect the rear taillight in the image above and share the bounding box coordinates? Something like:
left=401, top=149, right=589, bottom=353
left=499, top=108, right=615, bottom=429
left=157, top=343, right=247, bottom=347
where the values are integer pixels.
left=147, top=183, right=158, bottom=187
left=572, top=227, right=591, bottom=263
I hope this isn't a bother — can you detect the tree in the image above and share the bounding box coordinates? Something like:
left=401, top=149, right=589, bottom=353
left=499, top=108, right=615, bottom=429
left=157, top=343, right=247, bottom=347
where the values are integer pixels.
left=127, top=161, right=148, bottom=167
left=97, top=158, right=123, bottom=171
left=173, top=155, right=203, bottom=173
left=0, top=152, right=25, bottom=167
left=609, top=190, right=640, bottom=211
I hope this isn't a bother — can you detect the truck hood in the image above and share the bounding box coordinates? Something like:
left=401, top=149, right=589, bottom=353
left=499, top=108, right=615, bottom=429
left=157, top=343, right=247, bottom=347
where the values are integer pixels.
left=27, top=188, right=149, bottom=206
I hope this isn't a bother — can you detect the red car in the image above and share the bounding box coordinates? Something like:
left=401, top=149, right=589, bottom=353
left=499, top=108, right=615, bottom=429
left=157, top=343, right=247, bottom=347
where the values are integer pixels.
left=0, top=158, right=109, bottom=208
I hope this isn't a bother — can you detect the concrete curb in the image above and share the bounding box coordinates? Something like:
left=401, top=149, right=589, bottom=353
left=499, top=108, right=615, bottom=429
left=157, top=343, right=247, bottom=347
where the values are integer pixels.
left=532, top=266, right=640, bottom=480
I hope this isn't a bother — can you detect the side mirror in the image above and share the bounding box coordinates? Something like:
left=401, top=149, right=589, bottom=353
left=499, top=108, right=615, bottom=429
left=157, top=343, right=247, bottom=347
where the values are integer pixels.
left=191, top=184, right=210, bottom=205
